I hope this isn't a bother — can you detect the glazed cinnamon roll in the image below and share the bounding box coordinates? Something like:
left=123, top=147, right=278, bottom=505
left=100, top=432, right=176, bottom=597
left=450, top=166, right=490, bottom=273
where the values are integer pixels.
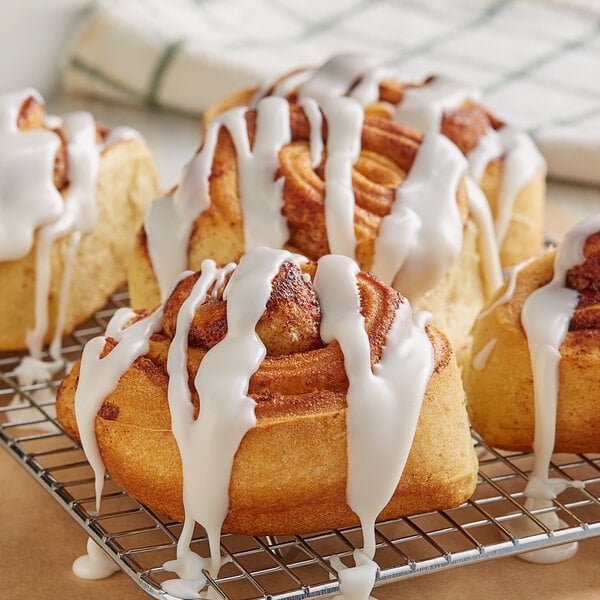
left=204, top=54, right=546, bottom=269
left=129, top=93, right=502, bottom=358
left=0, top=89, right=159, bottom=358
left=57, top=248, right=477, bottom=565
left=465, top=215, right=600, bottom=455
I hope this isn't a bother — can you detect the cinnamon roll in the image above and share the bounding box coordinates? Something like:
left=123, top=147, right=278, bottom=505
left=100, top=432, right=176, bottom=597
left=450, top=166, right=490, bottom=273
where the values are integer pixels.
left=0, top=89, right=159, bottom=357
left=56, top=248, right=477, bottom=575
left=129, top=93, right=502, bottom=358
left=204, top=54, right=546, bottom=268
left=464, top=215, right=600, bottom=510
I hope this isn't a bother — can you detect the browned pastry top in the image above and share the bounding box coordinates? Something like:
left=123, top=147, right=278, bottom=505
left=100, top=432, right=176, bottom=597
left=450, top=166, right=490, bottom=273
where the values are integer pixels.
left=566, top=232, right=600, bottom=331
left=93, top=259, right=450, bottom=428
left=256, top=73, right=503, bottom=156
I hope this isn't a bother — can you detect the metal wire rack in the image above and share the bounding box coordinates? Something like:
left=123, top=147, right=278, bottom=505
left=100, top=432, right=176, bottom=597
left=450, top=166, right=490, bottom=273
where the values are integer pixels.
left=1, top=290, right=600, bottom=600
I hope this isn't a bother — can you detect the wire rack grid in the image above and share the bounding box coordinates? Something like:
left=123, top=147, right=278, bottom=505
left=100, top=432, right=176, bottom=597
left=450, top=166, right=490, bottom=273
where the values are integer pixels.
left=1, top=290, right=600, bottom=600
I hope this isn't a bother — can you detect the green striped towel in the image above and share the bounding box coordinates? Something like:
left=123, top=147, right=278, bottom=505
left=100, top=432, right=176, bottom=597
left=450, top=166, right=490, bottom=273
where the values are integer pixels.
left=63, top=0, right=600, bottom=185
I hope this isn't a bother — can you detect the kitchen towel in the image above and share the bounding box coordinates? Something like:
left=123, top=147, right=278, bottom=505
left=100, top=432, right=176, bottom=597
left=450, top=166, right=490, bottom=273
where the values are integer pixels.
left=63, top=0, right=600, bottom=185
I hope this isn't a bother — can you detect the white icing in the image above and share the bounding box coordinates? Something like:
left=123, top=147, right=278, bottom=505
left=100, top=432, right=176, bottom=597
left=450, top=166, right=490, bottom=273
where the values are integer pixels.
left=465, top=177, right=503, bottom=296
left=320, top=98, right=364, bottom=258
left=0, top=90, right=114, bottom=375
left=101, top=126, right=142, bottom=148
left=468, top=126, right=546, bottom=246
left=255, top=68, right=313, bottom=103
left=520, top=216, right=600, bottom=505
left=145, top=98, right=290, bottom=301
left=514, top=498, right=579, bottom=564
left=74, top=302, right=167, bottom=514
left=0, top=89, right=63, bottom=262
left=72, top=537, right=119, bottom=580
left=236, top=97, right=290, bottom=250
left=331, top=551, right=378, bottom=600
left=372, top=133, right=465, bottom=302
left=314, top=254, right=433, bottom=561
left=163, top=249, right=291, bottom=594
left=394, top=76, right=481, bottom=133
left=472, top=338, right=497, bottom=372
left=13, top=355, right=63, bottom=385
left=298, top=98, right=324, bottom=168
left=297, top=55, right=380, bottom=104
left=26, top=111, right=99, bottom=359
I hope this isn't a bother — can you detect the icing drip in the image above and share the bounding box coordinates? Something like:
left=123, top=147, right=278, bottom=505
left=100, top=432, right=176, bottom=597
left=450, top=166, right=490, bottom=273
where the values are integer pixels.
left=372, top=133, right=465, bottom=302
left=521, top=217, right=600, bottom=502
left=394, top=76, right=481, bottom=133
left=27, top=111, right=99, bottom=360
left=72, top=538, right=119, bottom=580
left=298, top=98, right=324, bottom=168
left=145, top=98, right=290, bottom=301
left=163, top=248, right=293, bottom=595
left=331, top=551, right=378, bottom=600
left=465, top=178, right=503, bottom=296
left=0, top=89, right=63, bottom=262
left=236, top=97, right=290, bottom=250
left=101, top=126, right=142, bottom=149
left=314, top=254, right=433, bottom=563
left=513, top=216, right=600, bottom=563
left=468, top=126, right=546, bottom=246
left=320, top=98, right=364, bottom=258
left=74, top=300, right=170, bottom=514
left=472, top=338, right=497, bottom=372
left=0, top=90, right=138, bottom=379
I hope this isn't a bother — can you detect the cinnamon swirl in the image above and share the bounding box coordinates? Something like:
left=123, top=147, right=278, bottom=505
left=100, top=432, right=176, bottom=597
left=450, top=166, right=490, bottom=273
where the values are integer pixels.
left=129, top=93, right=502, bottom=358
left=204, top=54, right=546, bottom=268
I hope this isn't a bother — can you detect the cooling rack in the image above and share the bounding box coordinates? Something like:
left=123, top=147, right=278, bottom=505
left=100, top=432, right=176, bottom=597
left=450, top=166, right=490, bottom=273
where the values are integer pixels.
left=1, top=290, right=600, bottom=600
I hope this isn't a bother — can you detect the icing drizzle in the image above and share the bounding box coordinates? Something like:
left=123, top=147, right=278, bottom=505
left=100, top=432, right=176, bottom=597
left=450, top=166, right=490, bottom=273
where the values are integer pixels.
left=254, top=54, right=543, bottom=261
left=521, top=216, right=600, bottom=502
left=145, top=91, right=473, bottom=307
left=371, top=132, right=465, bottom=302
left=0, top=89, right=140, bottom=378
left=74, top=247, right=434, bottom=599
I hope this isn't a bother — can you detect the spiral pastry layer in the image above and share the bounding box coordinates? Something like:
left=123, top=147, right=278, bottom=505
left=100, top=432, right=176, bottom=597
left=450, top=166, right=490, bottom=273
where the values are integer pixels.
left=58, top=250, right=477, bottom=536
left=130, top=90, right=500, bottom=358
left=204, top=54, right=545, bottom=269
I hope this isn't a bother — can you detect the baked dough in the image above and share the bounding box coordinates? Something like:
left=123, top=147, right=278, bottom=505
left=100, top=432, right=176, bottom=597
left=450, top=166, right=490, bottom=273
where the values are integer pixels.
left=464, top=230, right=600, bottom=452
left=129, top=99, right=500, bottom=359
left=57, top=254, right=478, bottom=535
left=203, top=55, right=545, bottom=269
left=0, top=91, right=159, bottom=352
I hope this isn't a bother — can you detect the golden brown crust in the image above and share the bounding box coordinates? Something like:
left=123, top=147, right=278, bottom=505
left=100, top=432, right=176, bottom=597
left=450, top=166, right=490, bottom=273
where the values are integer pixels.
left=0, top=137, right=160, bottom=351
left=201, top=70, right=544, bottom=269
left=57, top=263, right=477, bottom=535
left=128, top=98, right=485, bottom=358
left=464, top=241, right=600, bottom=452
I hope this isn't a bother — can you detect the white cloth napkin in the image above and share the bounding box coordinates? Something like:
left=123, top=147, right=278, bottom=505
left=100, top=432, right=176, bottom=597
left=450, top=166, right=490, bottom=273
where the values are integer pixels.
left=62, top=0, right=600, bottom=185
